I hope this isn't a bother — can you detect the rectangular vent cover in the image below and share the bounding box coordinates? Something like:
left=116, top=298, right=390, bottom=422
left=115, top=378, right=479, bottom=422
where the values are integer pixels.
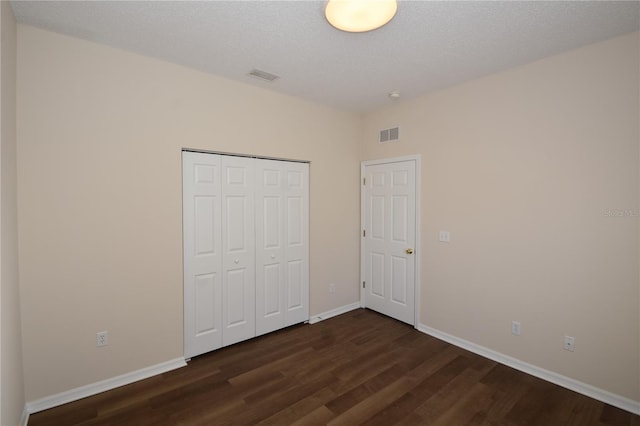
left=248, top=69, right=280, bottom=82
left=379, top=127, right=400, bottom=143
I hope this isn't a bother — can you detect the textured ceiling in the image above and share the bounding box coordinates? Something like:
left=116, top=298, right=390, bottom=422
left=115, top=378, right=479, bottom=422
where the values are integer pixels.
left=10, top=1, right=640, bottom=112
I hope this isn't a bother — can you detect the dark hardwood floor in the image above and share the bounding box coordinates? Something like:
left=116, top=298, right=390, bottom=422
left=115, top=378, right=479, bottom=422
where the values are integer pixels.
left=28, top=309, right=639, bottom=425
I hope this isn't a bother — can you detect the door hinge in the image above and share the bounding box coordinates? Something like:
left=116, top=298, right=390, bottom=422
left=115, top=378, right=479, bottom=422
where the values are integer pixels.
left=363, top=229, right=366, bottom=237
left=363, top=177, right=366, bottom=185
left=363, top=281, right=366, bottom=288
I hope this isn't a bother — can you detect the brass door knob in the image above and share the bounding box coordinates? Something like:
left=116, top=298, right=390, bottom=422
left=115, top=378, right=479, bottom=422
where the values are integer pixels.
left=406, top=248, right=414, bottom=254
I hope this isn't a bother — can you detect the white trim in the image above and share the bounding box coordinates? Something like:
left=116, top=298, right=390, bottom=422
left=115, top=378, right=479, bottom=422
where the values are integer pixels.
left=360, top=163, right=365, bottom=311
left=308, top=302, right=361, bottom=324
left=360, top=155, right=421, bottom=327
left=26, top=357, right=187, bottom=415
left=417, top=323, right=640, bottom=416
left=414, top=157, right=421, bottom=327
left=361, top=155, right=422, bottom=166
left=20, top=406, right=29, bottom=426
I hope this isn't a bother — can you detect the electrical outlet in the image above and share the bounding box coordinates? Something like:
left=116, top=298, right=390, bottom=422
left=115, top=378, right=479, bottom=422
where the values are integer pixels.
left=511, top=321, right=521, bottom=336
left=329, top=283, right=336, bottom=294
left=97, top=331, right=108, bottom=347
left=563, top=335, right=575, bottom=352
left=439, top=230, right=450, bottom=242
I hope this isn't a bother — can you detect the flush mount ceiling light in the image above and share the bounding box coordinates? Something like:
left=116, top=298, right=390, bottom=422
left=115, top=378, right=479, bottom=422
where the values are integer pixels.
left=325, top=0, right=398, bottom=33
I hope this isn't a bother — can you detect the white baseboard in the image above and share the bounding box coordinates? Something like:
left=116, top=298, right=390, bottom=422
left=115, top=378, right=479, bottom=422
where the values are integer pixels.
left=417, top=323, right=640, bottom=416
left=309, top=302, right=361, bottom=324
left=26, top=357, right=187, bottom=415
left=20, top=405, right=29, bottom=426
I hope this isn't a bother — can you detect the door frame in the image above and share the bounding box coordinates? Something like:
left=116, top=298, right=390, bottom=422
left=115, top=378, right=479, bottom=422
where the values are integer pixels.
left=360, top=155, right=421, bottom=327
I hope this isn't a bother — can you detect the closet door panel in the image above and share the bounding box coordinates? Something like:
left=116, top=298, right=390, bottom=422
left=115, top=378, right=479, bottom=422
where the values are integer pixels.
left=255, top=160, right=286, bottom=336
left=183, top=152, right=223, bottom=358
left=221, top=156, right=256, bottom=346
left=263, top=264, right=281, bottom=315
left=287, top=260, right=303, bottom=309
left=284, top=163, right=309, bottom=326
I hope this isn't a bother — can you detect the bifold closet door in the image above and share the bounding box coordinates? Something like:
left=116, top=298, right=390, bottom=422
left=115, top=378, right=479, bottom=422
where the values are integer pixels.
left=281, top=161, right=309, bottom=327
left=255, top=160, right=309, bottom=336
left=184, top=151, right=308, bottom=358
left=183, top=152, right=223, bottom=358
left=183, top=153, right=256, bottom=355
left=220, top=156, right=256, bottom=346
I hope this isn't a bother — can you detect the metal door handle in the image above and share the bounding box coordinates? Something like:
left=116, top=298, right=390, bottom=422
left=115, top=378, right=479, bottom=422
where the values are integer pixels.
left=406, top=248, right=414, bottom=254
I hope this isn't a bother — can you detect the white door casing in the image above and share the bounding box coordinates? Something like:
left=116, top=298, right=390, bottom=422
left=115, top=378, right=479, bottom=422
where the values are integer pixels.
left=361, top=157, right=420, bottom=325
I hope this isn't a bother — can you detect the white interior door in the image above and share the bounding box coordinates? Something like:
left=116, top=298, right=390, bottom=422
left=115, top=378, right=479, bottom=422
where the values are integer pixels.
left=183, top=152, right=223, bottom=358
left=362, top=159, right=417, bottom=325
left=221, top=156, right=256, bottom=346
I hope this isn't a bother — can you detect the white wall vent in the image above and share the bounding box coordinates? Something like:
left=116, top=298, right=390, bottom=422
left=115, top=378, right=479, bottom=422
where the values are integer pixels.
left=248, top=69, right=280, bottom=82
left=379, top=127, right=400, bottom=143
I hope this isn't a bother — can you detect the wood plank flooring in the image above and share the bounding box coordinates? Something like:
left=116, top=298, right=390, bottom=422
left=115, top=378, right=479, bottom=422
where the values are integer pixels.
left=28, top=309, right=640, bottom=425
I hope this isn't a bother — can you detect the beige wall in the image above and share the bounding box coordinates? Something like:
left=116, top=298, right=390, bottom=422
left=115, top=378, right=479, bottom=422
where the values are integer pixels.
left=17, top=25, right=361, bottom=401
left=362, top=32, right=640, bottom=400
left=1, top=2, right=25, bottom=425
left=15, top=22, right=640, bottom=406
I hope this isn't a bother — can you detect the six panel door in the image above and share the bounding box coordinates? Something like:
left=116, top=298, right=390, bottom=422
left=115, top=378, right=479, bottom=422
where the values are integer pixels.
left=184, top=152, right=309, bottom=358
left=363, top=160, right=416, bottom=325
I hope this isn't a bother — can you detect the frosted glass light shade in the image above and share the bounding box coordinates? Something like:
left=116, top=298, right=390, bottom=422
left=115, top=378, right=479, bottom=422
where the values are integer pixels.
left=325, top=0, right=398, bottom=33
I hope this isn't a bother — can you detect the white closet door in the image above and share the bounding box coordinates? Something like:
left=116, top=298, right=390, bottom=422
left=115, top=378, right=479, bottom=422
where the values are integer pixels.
left=283, top=162, right=309, bottom=327
left=185, top=152, right=308, bottom=357
left=183, top=152, right=223, bottom=358
left=255, top=160, right=309, bottom=335
left=255, top=159, right=286, bottom=336
left=221, top=156, right=256, bottom=346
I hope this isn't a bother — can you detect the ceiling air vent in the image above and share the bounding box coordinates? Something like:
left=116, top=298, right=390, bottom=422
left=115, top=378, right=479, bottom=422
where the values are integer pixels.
left=248, top=69, right=280, bottom=83
left=379, top=126, right=400, bottom=143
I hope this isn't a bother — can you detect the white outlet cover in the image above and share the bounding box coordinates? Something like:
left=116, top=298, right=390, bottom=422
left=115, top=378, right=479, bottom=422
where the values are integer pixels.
left=511, top=321, right=521, bottom=336
left=439, top=230, right=450, bottom=242
left=97, top=331, right=108, bottom=347
left=563, top=336, right=575, bottom=352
